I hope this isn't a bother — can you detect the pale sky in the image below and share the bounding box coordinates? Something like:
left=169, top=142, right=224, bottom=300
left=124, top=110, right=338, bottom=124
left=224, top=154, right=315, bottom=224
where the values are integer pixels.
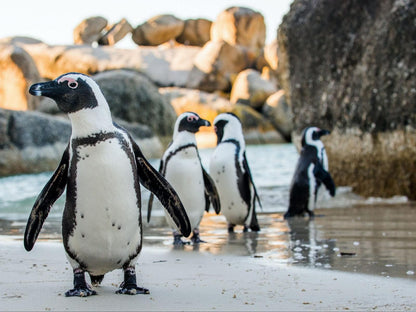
left=0, top=0, right=292, bottom=48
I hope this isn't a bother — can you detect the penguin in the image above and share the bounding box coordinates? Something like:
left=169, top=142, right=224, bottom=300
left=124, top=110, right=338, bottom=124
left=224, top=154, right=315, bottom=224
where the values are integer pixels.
left=24, top=72, right=191, bottom=297
left=209, top=113, right=261, bottom=233
left=284, top=126, right=336, bottom=219
left=147, top=112, right=220, bottom=245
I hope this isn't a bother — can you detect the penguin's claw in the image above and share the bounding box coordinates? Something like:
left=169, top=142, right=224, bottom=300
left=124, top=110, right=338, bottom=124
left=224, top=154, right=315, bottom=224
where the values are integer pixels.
left=116, top=285, right=149, bottom=295
left=191, top=236, right=206, bottom=244
left=65, top=286, right=97, bottom=297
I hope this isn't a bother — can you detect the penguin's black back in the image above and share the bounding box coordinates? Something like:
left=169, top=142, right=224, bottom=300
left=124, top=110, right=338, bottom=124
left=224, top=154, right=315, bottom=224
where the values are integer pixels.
left=286, top=145, right=318, bottom=218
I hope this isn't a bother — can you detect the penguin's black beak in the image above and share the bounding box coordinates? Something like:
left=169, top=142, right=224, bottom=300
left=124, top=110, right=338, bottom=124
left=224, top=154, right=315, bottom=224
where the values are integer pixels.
left=198, top=118, right=211, bottom=128
left=29, top=81, right=59, bottom=97
left=319, top=129, right=331, bottom=137
left=318, top=129, right=330, bottom=137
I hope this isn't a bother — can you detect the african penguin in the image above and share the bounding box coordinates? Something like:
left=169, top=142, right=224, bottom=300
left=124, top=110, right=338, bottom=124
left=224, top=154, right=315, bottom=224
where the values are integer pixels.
left=284, top=126, right=336, bottom=219
left=24, top=72, right=191, bottom=297
left=209, top=113, right=261, bottom=233
left=148, top=112, right=220, bottom=245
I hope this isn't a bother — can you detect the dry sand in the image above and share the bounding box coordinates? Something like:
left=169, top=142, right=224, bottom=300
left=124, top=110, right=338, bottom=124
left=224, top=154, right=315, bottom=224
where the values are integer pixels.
left=0, top=239, right=414, bottom=311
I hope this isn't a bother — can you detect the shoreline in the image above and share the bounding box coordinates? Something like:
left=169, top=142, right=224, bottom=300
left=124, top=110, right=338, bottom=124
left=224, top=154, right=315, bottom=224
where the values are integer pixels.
left=0, top=240, right=414, bottom=311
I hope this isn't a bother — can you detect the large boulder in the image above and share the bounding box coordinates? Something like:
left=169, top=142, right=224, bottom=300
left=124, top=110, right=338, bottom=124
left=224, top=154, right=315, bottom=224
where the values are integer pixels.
left=98, top=18, right=133, bottom=46
left=132, top=14, right=184, bottom=46
left=186, top=40, right=249, bottom=92
left=278, top=0, right=416, bottom=199
left=211, top=7, right=266, bottom=56
left=176, top=19, right=212, bottom=46
left=8, top=38, right=200, bottom=88
left=262, top=90, right=293, bottom=141
left=93, top=69, right=177, bottom=138
left=0, top=108, right=70, bottom=176
left=0, top=108, right=162, bottom=176
left=73, top=16, right=108, bottom=45
left=230, top=69, right=277, bottom=109
left=0, top=43, right=41, bottom=110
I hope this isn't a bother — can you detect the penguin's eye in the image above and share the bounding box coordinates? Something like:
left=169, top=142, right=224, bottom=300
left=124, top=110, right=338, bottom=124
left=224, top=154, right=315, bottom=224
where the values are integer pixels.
left=68, top=81, right=78, bottom=89
left=187, top=115, right=198, bottom=122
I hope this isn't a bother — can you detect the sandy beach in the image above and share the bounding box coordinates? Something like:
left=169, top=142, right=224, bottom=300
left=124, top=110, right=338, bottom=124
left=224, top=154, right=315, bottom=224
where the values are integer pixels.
left=0, top=238, right=415, bottom=311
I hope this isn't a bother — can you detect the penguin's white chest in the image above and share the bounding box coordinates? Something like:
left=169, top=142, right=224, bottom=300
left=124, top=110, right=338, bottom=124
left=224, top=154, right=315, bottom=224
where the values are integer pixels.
left=67, top=138, right=141, bottom=275
left=210, top=144, right=248, bottom=225
left=164, top=148, right=205, bottom=230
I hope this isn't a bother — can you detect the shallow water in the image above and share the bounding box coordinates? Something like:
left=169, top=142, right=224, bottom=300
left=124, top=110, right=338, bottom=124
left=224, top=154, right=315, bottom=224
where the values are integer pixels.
left=0, top=144, right=415, bottom=280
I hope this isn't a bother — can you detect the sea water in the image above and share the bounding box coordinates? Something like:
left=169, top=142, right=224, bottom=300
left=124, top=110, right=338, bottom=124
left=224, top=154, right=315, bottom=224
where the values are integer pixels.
left=0, top=143, right=415, bottom=279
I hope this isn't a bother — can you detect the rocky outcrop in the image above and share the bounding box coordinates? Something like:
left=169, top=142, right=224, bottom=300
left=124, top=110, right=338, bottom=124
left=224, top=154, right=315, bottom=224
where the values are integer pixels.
left=176, top=19, right=212, bottom=46
left=132, top=14, right=184, bottom=46
left=9, top=39, right=200, bottom=87
left=0, top=107, right=163, bottom=176
left=0, top=5, right=294, bottom=177
left=93, top=70, right=176, bottom=137
left=0, top=43, right=41, bottom=110
left=278, top=0, right=416, bottom=199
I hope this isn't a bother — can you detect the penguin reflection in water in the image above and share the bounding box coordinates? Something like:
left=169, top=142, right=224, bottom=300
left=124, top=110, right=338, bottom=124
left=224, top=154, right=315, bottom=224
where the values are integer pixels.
left=210, top=113, right=262, bottom=233
left=284, top=127, right=336, bottom=219
left=148, top=112, right=220, bottom=245
left=24, top=73, right=191, bottom=297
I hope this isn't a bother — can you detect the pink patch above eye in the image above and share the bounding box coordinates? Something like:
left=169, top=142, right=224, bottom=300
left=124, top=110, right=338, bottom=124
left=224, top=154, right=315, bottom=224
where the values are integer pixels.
left=57, top=76, right=78, bottom=89
left=187, top=115, right=198, bottom=122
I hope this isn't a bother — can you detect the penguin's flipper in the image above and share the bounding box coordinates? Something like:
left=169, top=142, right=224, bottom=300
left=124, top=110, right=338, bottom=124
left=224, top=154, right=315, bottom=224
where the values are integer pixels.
left=147, top=159, right=164, bottom=223
left=24, top=147, right=69, bottom=251
left=132, top=141, right=191, bottom=237
left=202, top=167, right=221, bottom=214
left=242, top=152, right=262, bottom=209
left=313, top=162, right=336, bottom=196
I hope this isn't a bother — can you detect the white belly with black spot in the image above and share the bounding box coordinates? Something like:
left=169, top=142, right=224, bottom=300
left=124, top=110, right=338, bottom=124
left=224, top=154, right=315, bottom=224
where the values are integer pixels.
left=210, top=144, right=248, bottom=226
left=67, top=139, right=141, bottom=275
left=164, top=148, right=205, bottom=230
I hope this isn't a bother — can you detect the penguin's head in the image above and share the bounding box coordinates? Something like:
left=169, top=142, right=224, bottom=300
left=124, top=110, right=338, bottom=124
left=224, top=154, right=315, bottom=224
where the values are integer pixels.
left=173, top=112, right=210, bottom=137
left=29, top=72, right=105, bottom=114
left=213, top=113, right=244, bottom=144
left=301, top=127, right=330, bottom=147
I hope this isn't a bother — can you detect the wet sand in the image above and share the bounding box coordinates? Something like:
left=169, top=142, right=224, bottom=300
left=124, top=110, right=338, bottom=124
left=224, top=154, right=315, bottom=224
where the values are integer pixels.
left=1, top=203, right=416, bottom=280
left=1, top=204, right=415, bottom=310
left=145, top=203, right=416, bottom=280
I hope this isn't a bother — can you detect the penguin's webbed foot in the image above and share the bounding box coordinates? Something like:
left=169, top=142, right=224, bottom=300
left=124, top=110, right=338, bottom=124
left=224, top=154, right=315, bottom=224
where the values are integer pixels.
left=65, top=269, right=97, bottom=297
left=116, top=267, right=150, bottom=295
left=191, top=229, right=206, bottom=244
left=227, top=224, right=235, bottom=233
left=173, top=232, right=189, bottom=245
left=307, top=210, right=315, bottom=219
left=65, top=286, right=97, bottom=297
left=116, top=284, right=149, bottom=295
